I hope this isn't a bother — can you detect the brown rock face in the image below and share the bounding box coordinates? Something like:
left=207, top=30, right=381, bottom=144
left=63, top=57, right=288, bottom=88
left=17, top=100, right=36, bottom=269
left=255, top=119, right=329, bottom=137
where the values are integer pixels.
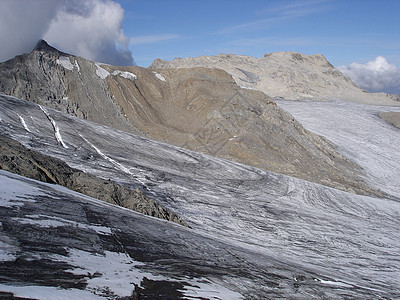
left=379, top=112, right=400, bottom=129
left=0, top=41, right=377, bottom=195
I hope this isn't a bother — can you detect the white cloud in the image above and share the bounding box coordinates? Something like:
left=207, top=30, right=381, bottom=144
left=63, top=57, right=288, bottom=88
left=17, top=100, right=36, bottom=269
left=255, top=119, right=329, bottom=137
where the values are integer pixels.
left=338, top=57, right=400, bottom=95
left=0, top=0, right=134, bottom=65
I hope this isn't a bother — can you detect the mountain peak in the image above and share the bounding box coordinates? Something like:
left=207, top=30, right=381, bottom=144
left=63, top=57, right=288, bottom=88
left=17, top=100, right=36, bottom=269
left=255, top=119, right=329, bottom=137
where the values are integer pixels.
left=33, top=39, right=61, bottom=54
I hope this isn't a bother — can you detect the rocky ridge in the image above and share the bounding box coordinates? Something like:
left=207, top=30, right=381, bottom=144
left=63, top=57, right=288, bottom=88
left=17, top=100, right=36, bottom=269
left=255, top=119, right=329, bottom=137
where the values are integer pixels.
left=151, top=52, right=400, bottom=105
left=0, top=40, right=378, bottom=195
left=0, top=133, right=187, bottom=226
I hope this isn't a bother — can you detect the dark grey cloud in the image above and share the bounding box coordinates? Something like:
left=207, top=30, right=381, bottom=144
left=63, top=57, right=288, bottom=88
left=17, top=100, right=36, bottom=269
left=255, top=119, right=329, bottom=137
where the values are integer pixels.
left=0, top=0, right=134, bottom=66
left=338, top=56, right=400, bottom=95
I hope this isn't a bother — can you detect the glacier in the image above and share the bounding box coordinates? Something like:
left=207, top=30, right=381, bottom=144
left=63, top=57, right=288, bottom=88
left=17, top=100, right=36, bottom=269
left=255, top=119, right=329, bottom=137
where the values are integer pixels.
left=0, top=94, right=400, bottom=299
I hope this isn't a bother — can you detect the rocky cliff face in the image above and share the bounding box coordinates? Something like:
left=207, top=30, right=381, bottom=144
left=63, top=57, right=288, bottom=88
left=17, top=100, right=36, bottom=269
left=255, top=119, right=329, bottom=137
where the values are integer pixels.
left=0, top=40, right=139, bottom=134
left=0, top=41, right=377, bottom=195
left=151, top=52, right=400, bottom=105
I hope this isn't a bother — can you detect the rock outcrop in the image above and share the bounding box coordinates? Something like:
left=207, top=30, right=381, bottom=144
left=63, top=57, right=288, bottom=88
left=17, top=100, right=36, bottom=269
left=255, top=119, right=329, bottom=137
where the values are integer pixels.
left=0, top=134, right=187, bottom=226
left=0, top=41, right=377, bottom=195
left=379, top=112, right=400, bottom=129
left=151, top=52, right=400, bottom=105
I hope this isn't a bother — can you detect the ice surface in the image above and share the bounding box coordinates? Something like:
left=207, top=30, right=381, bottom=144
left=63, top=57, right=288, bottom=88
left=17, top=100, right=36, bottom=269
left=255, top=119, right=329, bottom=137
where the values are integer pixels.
left=0, top=170, right=245, bottom=299
left=276, top=98, right=400, bottom=196
left=1, top=95, right=400, bottom=298
left=0, top=172, right=39, bottom=207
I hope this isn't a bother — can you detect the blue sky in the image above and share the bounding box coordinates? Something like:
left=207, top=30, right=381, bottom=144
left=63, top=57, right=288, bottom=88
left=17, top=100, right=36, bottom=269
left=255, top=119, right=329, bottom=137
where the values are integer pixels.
left=117, top=0, right=400, bottom=69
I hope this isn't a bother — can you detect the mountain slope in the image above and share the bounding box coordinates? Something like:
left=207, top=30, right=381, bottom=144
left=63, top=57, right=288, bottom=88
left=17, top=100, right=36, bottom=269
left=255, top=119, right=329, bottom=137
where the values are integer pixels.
left=0, top=41, right=377, bottom=195
left=151, top=52, right=400, bottom=105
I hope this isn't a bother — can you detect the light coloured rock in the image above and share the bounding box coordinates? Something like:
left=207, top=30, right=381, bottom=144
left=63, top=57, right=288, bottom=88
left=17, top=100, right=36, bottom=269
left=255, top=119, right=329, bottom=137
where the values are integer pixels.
left=151, top=52, right=400, bottom=105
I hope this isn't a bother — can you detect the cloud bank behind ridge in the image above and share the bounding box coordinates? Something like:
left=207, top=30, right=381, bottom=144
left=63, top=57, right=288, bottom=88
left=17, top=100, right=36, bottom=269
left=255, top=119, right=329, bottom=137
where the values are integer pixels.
left=0, top=0, right=134, bottom=66
left=338, top=56, right=400, bottom=95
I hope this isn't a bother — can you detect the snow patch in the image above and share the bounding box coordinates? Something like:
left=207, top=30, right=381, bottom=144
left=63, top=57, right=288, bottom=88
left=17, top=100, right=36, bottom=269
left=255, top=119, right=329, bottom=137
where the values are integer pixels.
left=95, top=63, right=110, bottom=79
left=112, top=70, right=137, bottom=81
left=17, top=114, right=31, bottom=132
left=56, top=249, right=165, bottom=298
left=56, top=56, right=74, bottom=71
left=51, top=248, right=243, bottom=299
left=153, top=71, right=166, bottom=82
left=74, top=60, right=80, bottom=73
left=39, top=105, right=68, bottom=148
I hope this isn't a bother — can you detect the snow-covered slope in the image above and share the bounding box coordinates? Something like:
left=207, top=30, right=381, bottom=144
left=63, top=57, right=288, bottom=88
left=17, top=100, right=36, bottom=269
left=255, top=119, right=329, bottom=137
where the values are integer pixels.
left=1, top=94, right=400, bottom=299
left=276, top=98, right=400, bottom=198
left=151, top=52, right=400, bottom=105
